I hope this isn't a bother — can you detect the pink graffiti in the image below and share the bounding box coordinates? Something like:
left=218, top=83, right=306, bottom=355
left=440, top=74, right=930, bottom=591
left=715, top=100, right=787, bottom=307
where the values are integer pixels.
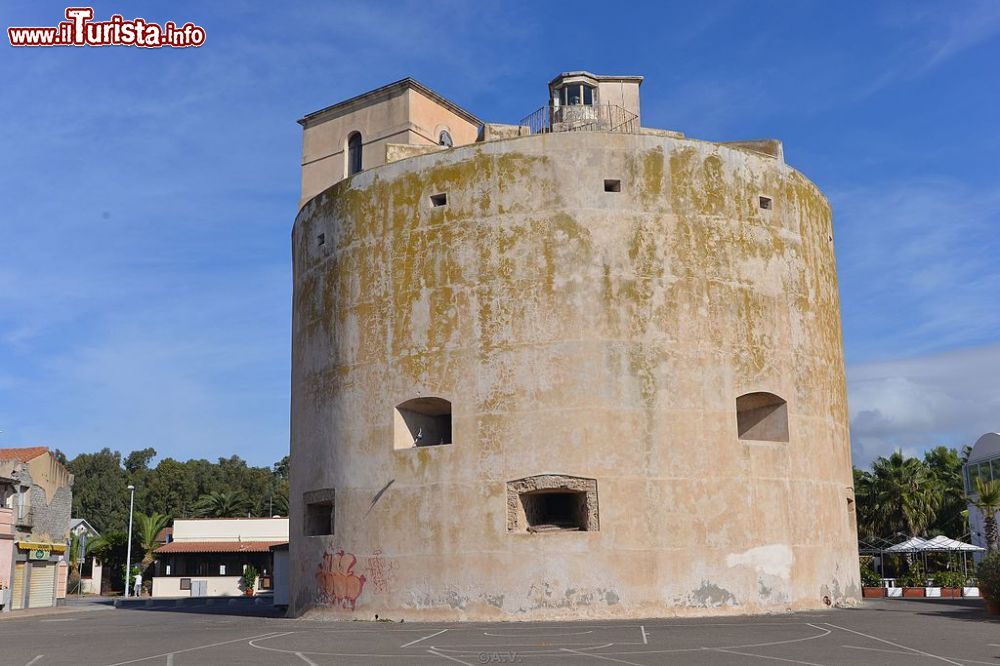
left=365, top=548, right=396, bottom=594
left=316, top=549, right=367, bottom=610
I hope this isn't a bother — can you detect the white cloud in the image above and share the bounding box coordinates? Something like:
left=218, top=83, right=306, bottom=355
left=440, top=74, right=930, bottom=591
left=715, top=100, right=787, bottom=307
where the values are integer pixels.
left=848, top=343, right=1000, bottom=466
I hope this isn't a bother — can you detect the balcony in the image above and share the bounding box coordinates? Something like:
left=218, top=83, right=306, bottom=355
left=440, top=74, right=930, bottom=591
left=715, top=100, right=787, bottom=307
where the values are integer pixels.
left=519, top=103, right=639, bottom=136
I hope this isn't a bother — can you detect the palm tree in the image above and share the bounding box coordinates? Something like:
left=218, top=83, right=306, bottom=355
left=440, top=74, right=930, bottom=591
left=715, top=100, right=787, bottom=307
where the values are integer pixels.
left=193, top=490, right=248, bottom=518
left=133, top=511, right=172, bottom=569
left=970, top=478, right=1000, bottom=552
left=869, top=450, right=942, bottom=538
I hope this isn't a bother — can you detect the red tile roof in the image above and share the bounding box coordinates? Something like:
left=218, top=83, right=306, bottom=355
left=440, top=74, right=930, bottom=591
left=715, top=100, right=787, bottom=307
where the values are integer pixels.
left=0, top=447, right=49, bottom=463
left=155, top=540, right=287, bottom=554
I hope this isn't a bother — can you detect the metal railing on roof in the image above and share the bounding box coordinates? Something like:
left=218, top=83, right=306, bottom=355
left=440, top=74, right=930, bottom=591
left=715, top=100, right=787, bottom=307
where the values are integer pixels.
left=519, top=103, right=639, bottom=136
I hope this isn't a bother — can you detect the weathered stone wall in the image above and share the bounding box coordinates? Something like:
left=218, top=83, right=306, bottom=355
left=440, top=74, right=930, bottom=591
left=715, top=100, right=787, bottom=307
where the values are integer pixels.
left=289, top=131, right=859, bottom=620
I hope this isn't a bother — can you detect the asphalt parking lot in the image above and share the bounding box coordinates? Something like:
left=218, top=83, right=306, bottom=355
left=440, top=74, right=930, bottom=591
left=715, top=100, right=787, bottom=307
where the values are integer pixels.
left=1, top=598, right=997, bottom=665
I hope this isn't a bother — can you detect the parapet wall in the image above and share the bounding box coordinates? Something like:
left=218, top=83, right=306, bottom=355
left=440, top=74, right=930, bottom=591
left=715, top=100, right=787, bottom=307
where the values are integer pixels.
left=289, top=130, right=858, bottom=620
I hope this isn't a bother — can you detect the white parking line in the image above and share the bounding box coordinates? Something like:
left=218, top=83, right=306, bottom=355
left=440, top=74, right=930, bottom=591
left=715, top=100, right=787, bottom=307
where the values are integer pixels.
left=294, top=652, right=318, bottom=666
left=845, top=644, right=998, bottom=666
left=708, top=647, right=825, bottom=665
left=558, top=648, right=644, bottom=665
left=400, top=628, right=448, bottom=648
left=104, top=632, right=287, bottom=665
left=427, top=648, right=475, bottom=665
left=825, top=623, right=963, bottom=666
left=24, top=657, right=44, bottom=666
left=640, top=625, right=648, bottom=645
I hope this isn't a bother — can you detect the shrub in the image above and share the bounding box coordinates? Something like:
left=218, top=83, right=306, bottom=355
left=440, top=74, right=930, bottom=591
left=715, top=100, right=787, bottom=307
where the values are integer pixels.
left=977, top=553, right=1000, bottom=601
left=899, top=562, right=926, bottom=588
left=860, top=566, right=881, bottom=587
left=930, top=571, right=965, bottom=588
left=242, top=564, right=260, bottom=591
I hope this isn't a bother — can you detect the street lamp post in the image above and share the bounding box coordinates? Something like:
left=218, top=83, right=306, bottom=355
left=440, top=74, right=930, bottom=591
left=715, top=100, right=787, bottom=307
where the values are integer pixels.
left=125, top=484, right=136, bottom=598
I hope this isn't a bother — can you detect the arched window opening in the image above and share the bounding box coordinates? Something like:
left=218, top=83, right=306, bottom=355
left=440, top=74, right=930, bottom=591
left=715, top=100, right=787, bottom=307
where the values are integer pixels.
left=438, top=130, right=453, bottom=147
left=394, top=397, right=452, bottom=450
left=736, top=392, right=789, bottom=442
left=347, top=132, right=363, bottom=176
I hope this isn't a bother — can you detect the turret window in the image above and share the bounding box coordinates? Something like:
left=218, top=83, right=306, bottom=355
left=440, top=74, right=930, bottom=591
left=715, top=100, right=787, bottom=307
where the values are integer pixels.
left=559, top=83, right=595, bottom=106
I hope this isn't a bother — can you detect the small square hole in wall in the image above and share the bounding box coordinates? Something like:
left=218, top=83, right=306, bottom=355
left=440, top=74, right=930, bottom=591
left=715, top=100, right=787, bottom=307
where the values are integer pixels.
left=759, top=196, right=773, bottom=210
left=430, top=193, right=448, bottom=207
left=303, top=488, right=335, bottom=536
left=604, top=179, right=621, bottom=193
left=317, top=233, right=326, bottom=246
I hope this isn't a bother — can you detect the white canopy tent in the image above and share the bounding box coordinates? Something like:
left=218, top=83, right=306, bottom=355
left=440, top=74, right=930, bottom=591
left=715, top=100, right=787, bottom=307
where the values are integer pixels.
left=877, top=535, right=984, bottom=580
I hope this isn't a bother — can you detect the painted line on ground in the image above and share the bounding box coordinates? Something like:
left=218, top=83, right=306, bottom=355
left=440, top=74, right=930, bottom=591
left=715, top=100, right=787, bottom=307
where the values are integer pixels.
left=431, top=643, right=615, bottom=655
left=825, top=623, right=962, bottom=666
left=294, top=652, right=318, bottom=666
left=844, top=645, right=997, bottom=666
left=640, top=625, right=648, bottom=645
left=707, top=647, right=825, bottom=665
left=400, top=628, right=448, bottom=648
left=427, top=648, right=475, bottom=665
left=103, top=631, right=288, bottom=665
left=559, top=648, right=644, bottom=665
left=24, top=657, right=43, bottom=666
left=165, top=655, right=173, bottom=666
left=483, top=629, right=594, bottom=637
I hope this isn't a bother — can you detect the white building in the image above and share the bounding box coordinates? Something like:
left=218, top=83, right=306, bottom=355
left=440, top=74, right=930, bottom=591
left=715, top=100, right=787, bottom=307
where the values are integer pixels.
left=152, top=517, right=288, bottom=598
left=965, top=432, right=1000, bottom=553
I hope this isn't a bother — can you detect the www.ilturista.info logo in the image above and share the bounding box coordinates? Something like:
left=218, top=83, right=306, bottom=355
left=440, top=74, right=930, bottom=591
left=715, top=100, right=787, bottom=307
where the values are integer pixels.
left=8, top=7, right=205, bottom=48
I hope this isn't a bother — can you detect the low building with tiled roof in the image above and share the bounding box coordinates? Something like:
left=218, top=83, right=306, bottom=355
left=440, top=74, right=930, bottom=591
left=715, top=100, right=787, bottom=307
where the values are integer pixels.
left=151, top=517, right=287, bottom=598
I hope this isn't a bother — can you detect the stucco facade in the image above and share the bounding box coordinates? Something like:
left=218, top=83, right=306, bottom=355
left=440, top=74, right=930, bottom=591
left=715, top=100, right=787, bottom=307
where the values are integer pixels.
left=289, top=74, right=859, bottom=620
left=0, top=447, right=73, bottom=611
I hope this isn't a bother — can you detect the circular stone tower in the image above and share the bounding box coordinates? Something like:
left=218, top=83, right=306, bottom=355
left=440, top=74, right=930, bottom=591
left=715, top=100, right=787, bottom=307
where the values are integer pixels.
left=289, top=124, right=859, bottom=620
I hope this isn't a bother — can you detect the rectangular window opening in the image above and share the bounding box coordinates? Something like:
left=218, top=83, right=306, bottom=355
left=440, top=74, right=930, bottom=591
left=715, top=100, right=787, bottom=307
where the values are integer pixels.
left=604, top=179, right=621, bottom=193
left=303, top=488, right=335, bottom=536
left=759, top=196, right=773, bottom=210
left=430, top=193, right=448, bottom=207
left=520, top=489, right=588, bottom=532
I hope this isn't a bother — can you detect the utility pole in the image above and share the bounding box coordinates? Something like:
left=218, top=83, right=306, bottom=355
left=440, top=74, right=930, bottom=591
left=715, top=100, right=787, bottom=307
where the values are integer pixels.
left=124, top=484, right=136, bottom=598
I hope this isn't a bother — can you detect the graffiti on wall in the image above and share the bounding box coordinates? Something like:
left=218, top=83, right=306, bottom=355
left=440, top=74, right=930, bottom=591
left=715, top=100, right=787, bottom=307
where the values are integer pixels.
left=366, top=547, right=397, bottom=594
left=316, top=549, right=367, bottom=610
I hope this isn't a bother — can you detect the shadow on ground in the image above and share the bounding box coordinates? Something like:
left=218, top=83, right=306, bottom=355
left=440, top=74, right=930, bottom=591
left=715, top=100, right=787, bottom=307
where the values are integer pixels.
left=856, top=597, right=1000, bottom=624
left=111, top=595, right=287, bottom=618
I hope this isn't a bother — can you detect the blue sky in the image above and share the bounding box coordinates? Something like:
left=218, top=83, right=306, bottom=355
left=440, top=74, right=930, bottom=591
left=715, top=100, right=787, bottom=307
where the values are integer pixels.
left=1, top=1, right=998, bottom=468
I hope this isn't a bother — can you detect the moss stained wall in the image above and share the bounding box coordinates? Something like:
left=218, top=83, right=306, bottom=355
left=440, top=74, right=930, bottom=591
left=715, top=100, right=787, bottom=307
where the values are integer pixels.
left=289, top=131, right=858, bottom=620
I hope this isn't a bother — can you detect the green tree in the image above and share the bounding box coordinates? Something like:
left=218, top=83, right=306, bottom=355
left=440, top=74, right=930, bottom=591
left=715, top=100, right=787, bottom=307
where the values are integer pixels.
left=970, top=478, right=1000, bottom=552
left=66, top=449, right=129, bottom=534
left=145, top=458, right=199, bottom=518
left=193, top=490, right=249, bottom=517
left=133, top=511, right=172, bottom=570
left=273, top=455, right=289, bottom=481
left=88, top=530, right=140, bottom=594
left=924, top=446, right=967, bottom=537
left=868, top=450, right=942, bottom=538
left=853, top=467, right=876, bottom=539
